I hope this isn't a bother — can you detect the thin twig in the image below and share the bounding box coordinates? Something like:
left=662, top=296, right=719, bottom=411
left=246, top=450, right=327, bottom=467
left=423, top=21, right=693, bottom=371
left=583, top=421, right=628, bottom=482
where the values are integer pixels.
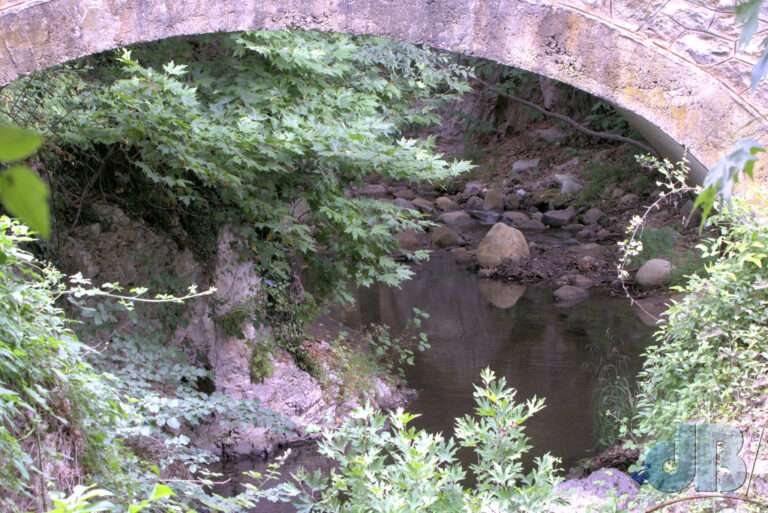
left=643, top=493, right=768, bottom=512
left=472, top=76, right=659, bottom=157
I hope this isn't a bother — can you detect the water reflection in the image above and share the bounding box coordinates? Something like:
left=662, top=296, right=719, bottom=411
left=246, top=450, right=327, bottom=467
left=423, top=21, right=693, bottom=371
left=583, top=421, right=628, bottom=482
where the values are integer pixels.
left=213, top=251, right=653, bottom=510
left=338, top=252, right=651, bottom=469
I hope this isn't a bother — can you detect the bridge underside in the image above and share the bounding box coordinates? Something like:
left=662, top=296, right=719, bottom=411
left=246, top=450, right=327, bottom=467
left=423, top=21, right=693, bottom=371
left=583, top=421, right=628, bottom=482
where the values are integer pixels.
left=1, top=0, right=768, bottom=184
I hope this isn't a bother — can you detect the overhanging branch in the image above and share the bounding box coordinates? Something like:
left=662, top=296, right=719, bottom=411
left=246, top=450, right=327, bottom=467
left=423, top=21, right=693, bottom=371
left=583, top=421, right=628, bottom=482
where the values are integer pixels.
left=472, top=76, right=659, bottom=157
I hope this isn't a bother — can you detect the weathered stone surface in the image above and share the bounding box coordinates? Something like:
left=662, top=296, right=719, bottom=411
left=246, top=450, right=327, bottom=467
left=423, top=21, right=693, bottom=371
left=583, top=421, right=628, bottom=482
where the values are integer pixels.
left=483, top=189, right=505, bottom=211
left=504, top=194, right=520, bottom=210
left=430, top=226, right=465, bottom=247
left=438, top=211, right=474, bottom=226
left=464, top=181, right=485, bottom=196
left=395, top=231, right=421, bottom=251
left=1, top=0, right=767, bottom=186
left=501, top=211, right=531, bottom=226
left=553, top=285, right=589, bottom=304
left=394, top=188, right=416, bottom=200
left=636, top=258, right=673, bottom=287
left=435, top=196, right=460, bottom=211
left=512, top=158, right=540, bottom=172
left=550, top=469, right=639, bottom=512
left=411, top=197, right=435, bottom=214
left=360, top=183, right=388, bottom=198
left=618, top=193, right=639, bottom=208
left=554, top=173, right=582, bottom=194
left=475, top=223, right=529, bottom=267
left=542, top=207, right=576, bottom=227
left=581, top=207, right=605, bottom=226
left=466, top=196, right=484, bottom=210
left=393, top=197, right=415, bottom=210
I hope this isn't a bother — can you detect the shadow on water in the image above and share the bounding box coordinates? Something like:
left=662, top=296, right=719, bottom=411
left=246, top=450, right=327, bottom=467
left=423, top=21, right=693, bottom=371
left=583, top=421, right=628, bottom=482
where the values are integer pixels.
left=212, top=251, right=654, bottom=510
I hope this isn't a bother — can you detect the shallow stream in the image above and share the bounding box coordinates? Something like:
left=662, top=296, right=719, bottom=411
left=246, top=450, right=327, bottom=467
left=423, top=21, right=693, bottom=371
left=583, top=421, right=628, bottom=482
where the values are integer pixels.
left=214, top=251, right=654, bottom=509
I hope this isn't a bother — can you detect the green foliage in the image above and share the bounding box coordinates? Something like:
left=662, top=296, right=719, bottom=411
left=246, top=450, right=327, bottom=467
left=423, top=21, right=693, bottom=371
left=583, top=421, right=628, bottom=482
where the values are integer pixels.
left=0, top=124, right=50, bottom=238
left=361, top=307, right=431, bottom=379
left=693, top=138, right=764, bottom=230
left=13, top=31, right=471, bottom=302
left=632, top=195, right=768, bottom=443
left=629, top=226, right=705, bottom=285
left=582, top=101, right=634, bottom=136
left=45, top=484, right=173, bottom=513
left=0, top=218, right=126, bottom=510
left=236, top=369, right=563, bottom=512
left=579, top=160, right=638, bottom=201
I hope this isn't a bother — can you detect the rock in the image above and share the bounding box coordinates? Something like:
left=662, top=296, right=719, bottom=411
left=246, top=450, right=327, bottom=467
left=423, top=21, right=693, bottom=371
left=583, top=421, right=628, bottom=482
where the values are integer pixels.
left=450, top=247, right=474, bottom=264
left=531, top=212, right=544, bottom=222
left=572, top=275, right=594, bottom=289
left=533, top=126, right=567, bottom=141
left=542, top=207, right=576, bottom=227
left=502, top=212, right=545, bottom=231
left=438, top=211, right=474, bottom=226
left=360, top=183, right=388, bottom=198
left=483, top=189, right=505, bottom=211
left=464, top=181, right=485, bottom=196
left=477, top=268, right=494, bottom=278
left=393, top=198, right=415, bottom=210
left=394, top=231, right=421, bottom=251
left=512, top=158, right=540, bottom=172
left=577, top=255, right=599, bottom=270
left=618, top=193, right=638, bottom=207
left=596, top=228, right=612, bottom=239
left=576, top=229, right=594, bottom=239
left=394, top=188, right=416, bottom=201
left=581, top=207, right=605, bottom=226
left=551, top=469, right=639, bottom=512
left=553, top=285, right=589, bottom=304
left=636, top=258, right=673, bottom=287
left=435, top=196, right=461, bottom=211
left=502, top=211, right=530, bottom=225
left=430, top=226, right=465, bottom=248
left=467, top=210, right=500, bottom=225
left=610, top=186, right=625, bottom=199
left=475, top=223, right=529, bottom=267
left=465, top=196, right=484, bottom=210
left=477, top=280, right=526, bottom=309
left=504, top=194, right=521, bottom=210
left=563, top=223, right=585, bottom=231
left=554, top=173, right=582, bottom=194
left=411, top=197, right=435, bottom=214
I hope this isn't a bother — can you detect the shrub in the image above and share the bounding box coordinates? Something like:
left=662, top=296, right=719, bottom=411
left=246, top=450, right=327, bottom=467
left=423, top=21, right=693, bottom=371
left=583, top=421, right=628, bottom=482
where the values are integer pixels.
left=235, top=369, right=564, bottom=513
left=633, top=195, right=768, bottom=442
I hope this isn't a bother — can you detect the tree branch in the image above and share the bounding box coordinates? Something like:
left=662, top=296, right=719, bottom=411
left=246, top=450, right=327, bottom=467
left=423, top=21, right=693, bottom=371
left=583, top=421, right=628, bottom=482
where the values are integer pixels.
left=472, top=77, right=659, bottom=157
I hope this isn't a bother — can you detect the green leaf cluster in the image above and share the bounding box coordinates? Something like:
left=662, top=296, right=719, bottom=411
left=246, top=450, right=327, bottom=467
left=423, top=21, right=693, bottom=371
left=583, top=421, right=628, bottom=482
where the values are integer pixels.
left=0, top=218, right=125, bottom=510
left=633, top=195, right=768, bottom=443
left=0, top=124, right=50, bottom=238
left=22, top=31, right=472, bottom=300
left=236, top=369, right=563, bottom=512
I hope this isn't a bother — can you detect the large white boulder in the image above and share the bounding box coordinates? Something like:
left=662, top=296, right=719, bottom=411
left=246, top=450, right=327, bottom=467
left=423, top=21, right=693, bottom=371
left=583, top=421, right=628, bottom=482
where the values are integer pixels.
left=475, top=223, right=529, bottom=267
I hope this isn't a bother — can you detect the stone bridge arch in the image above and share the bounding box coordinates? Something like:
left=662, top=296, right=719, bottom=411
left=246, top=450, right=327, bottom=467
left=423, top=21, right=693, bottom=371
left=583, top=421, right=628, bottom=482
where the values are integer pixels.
left=2, top=0, right=768, bottom=183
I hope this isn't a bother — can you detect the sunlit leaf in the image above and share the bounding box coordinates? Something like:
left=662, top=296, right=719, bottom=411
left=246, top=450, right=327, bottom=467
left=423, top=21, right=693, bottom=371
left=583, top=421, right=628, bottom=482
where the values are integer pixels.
left=0, top=125, right=43, bottom=163
left=0, top=165, right=50, bottom=238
